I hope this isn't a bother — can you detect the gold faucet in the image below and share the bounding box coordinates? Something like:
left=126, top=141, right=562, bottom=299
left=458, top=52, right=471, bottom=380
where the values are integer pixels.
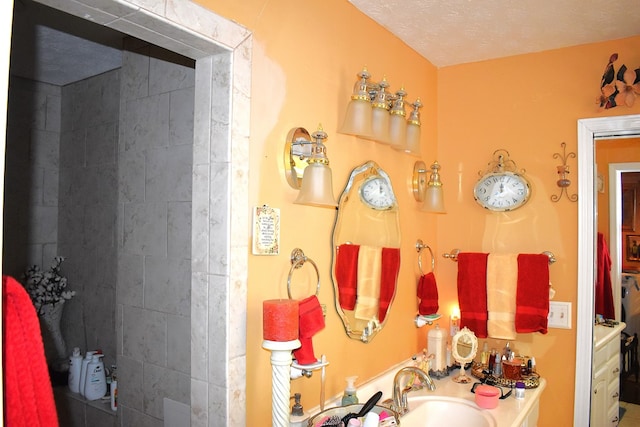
left=391, top=366, right=436, bottom=415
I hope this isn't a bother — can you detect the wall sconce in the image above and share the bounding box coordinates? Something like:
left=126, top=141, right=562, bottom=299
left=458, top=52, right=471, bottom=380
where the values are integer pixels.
left=412, top=160, right=446, bottom=213
left=551, top=142, right=578, bottom=202
left=284, top=126, right=338, bottom=208
left=339, top=67, right=422, bottom=155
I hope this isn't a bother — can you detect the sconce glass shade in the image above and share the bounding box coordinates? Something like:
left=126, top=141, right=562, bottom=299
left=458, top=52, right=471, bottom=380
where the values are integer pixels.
left=294, top=162, right=337, bottom=208
left=403, top=98, right=423, bottom=156
left=290, top=127, right=338, bottom=208
left=339, top=68, right=374, bottom=138
left=422, top=161, right=446, bottom=213
left=368, top=77, right=391, bottom=144
left=388, top=87, right=407, bottom=149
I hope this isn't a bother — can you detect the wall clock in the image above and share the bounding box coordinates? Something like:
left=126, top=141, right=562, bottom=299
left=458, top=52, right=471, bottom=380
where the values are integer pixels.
left=473, top=149, right=531, bottom=211
left=359, top=175, right=396, bottom=210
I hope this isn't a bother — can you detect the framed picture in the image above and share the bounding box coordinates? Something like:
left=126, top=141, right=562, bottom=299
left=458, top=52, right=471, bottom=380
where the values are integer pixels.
left=626, top=234, right=640, bottom=262
left=622, top=186, right=637, bottom=232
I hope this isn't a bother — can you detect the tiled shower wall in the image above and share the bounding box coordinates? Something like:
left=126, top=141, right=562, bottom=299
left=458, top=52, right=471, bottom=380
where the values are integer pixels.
left=115, top=40, right=194, bottom=426
left=4, top=76, right=61, bottom=280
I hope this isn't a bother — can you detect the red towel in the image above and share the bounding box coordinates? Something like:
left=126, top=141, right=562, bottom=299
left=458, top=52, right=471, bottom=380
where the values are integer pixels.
left=335, top=244, right=360, bottom=310
left=378, top=247, right=401, bottom=322
left=457, top=253, right=489, bottom=338
left=3, top=275, right=59, bottom=427
left=417, top=272, right=439, bottom=315
left=515, top=254, right=550, bottom=334
left=292, top=295, right=325, bottom=365
left=595, top=233, right=615, bottom=320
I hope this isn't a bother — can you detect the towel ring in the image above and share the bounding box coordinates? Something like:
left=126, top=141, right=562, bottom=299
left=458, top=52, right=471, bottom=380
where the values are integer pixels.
left=287, top=248, right=321, bottom=300
left=416, top=239, right=435, bottom=275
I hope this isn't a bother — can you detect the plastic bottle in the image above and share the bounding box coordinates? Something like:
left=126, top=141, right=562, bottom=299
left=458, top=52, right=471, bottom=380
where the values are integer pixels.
left=68, top=347, right=83, bottom=393
left=78, top=351, right=96, bottom=397
left=84, top=354, right=107, bottom=401
left=493, top=353, right=502, bottom=376
left=110, top=378, right=118, bottom=411
left=480, top=342, right=489, bottom=366
left=427, top=323, right=447, bottom=372
left=515, top=382, right=525, bottom=400
left=341, top=376, right=359, bottom=405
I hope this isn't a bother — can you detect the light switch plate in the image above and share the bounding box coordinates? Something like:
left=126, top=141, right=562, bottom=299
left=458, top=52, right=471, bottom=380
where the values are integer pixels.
left=548, top=301, right=572, bottom=329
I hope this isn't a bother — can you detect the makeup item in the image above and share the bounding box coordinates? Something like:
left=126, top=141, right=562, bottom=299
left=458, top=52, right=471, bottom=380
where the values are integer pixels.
left=474, top=384, right=501, bottom=409
left=480, top=342, right=490, bottom=366
left=515, top=382, right=525, bottom=400
left=493, top=353, right=502, bottom=376
left=488, top=348, right=496, bottom=374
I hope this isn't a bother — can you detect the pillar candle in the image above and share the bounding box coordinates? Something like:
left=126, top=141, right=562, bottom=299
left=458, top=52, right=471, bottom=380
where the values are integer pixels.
left=263, top=299, right=299, bottom=342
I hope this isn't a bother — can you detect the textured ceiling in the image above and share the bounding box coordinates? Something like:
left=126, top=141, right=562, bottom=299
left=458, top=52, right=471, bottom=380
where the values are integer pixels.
left=350, top=0, right=640, bottom=67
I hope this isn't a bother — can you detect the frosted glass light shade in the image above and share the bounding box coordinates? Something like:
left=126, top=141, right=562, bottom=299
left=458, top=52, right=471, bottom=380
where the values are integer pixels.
left=388, top=113, right=407, bottom=149
left=340, top=99, right=373, bottom=138
left=370, top=105, right=391, bottom=144
left=423, top=185, right=445, bottom=213
left=294, top=163, right=338, bottom=208
left=404, top=122, right=421, bottom=156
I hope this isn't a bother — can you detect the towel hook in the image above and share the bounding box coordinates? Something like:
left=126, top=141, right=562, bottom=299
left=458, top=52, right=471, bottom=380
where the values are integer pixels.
left=287, top=248, right=321, bottom=299
left=416, top=239, right=435, bottom=274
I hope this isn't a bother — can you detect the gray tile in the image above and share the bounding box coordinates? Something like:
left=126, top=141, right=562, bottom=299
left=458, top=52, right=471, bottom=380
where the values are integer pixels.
left=30, top=129, right=60, bottom=168
left=117, top=356, right=144, bottom=412
left=121, top=47, right=150, bottom=102
left=117, top=253, right=144, bottom=308
left=122, top=93, right=170, bottom=151
left=167, top=314, right=190, bottom=374
left=169, top=87, right=194, bottom=147
left=120, top=406, right=163, bottom=427
left=148, top=47, right=195, bottom=95
left=86, top=122, right=118, bottom=166
left=122, top=306, right=166, bottom=366
left=167, top=201, right=191, bottom=258
left=144, top=256, right=190, bottom=316
left=118, top=149, right=145, bottom=204
left=122, top=203, right=168, bottom=257
left=190, top=272, right=208, bottom=380
left=143, top=363, right=190, bottom=419
left=85, top=403, right=117, bottom=427
left=145, top=144, right=192, bottom=202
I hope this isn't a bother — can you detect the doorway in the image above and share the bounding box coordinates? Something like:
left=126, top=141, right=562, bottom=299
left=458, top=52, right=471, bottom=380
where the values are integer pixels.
left=2, top=0, right=252, bottom=425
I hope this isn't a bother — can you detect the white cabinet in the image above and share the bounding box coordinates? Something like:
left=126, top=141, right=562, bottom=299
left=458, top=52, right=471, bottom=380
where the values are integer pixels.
left=592, top=323, right=625, bottom=427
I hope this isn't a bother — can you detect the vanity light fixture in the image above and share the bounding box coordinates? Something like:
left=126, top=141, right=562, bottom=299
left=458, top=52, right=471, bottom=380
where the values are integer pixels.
left=339, top=67, right=423, bottom=155
left=412, top=160, right=446, bottom=213
left=284, top=125, right=338, bottom=208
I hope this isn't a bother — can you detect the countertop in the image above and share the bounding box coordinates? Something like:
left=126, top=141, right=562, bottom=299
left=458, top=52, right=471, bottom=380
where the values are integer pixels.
left=593, top=322, right=625, bottom=350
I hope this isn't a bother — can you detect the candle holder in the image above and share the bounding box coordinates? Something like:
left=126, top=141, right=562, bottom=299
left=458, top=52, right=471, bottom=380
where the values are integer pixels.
left=262, top=339, right=301, bottom=427
left=551, top=142, right=578, bottom=202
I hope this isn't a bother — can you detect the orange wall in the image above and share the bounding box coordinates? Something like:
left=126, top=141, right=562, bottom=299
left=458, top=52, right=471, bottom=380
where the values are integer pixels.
left=197, top=1, right=640, bottom=425
left=438, top=40, right=640, bottom=426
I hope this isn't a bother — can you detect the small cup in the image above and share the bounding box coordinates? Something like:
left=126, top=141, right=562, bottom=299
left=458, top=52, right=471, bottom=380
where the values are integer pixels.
left=474, top=384, right=500, bottom=409
left=502, top=358, right=523, bottom=380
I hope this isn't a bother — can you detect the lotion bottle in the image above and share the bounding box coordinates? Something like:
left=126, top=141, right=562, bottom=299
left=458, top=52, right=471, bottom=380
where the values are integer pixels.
left=79, top=351, right=96, bottom=397
left=84, top=354, right=107, bottom=401
left=68, top=347, right=83, bottom=393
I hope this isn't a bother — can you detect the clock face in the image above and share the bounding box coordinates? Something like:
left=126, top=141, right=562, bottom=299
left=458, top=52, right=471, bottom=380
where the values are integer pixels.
left=473, top=172, right=530, bottom=211
left=359, top=176, right=395, bottom=210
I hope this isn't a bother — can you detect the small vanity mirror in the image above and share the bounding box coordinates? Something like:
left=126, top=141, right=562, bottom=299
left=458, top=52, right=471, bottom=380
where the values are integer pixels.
left=451, top=327, right=478, bottom=383
left=331, top=161, right=401, bottom=342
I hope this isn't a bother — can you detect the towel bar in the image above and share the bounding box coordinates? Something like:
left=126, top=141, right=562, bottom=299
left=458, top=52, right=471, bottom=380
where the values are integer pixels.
left=416, top=239, right=435, bottom=274
left=287, top=248, right=321, bottom=299
left=443, top=249, right=556, bottom=264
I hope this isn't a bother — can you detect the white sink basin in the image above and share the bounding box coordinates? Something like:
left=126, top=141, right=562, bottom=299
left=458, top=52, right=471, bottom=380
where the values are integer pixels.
left=400, top=396, right=497, bottom=427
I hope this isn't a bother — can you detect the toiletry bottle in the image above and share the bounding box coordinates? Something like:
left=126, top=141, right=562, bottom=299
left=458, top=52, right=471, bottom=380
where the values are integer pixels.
left=110, top=366, right=118, bottom=411
left=488, top=348, right=496, bottom=374
left=493, top=353, right=502, bottom=376
left=341, top=376, right=359, bottom=405
left=503, top=342, right=512, bottom=359
left=84, top=354, right=107, bottom=401
left=68, top=347, right=83, bottom=393
left=289, top=393, right=307, bottom=427
left=362, top=411, right=380, bottom=427
left=515, top=382, right=525, bottom=400
left=480, top=342, right=489, bottom=366
left=529, top=356, right=537, bottom=374
left=79, top=351, right=96, bottom=397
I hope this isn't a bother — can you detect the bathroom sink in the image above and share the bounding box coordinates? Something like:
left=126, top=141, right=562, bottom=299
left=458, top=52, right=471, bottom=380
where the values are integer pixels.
left=400, top=396, right=497, bottom=427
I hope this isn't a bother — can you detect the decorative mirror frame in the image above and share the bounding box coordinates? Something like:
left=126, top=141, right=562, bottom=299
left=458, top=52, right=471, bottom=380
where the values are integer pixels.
left=331, top=161, right=401, bottom=342
left=451, top=326, right=478, bottom=383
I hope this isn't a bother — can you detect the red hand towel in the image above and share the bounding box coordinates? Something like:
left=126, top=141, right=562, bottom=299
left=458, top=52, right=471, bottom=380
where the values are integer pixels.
left=457, top=253, right=489, bottom=338
left=417, top=272, right=439, bottom=315
left=335, top=244, right=360, bottom=310
left=596, top=233, right=615, bottom=320
left=3, top=275, right=59, bottom=427
left=515, top=254, right=550, bottom=334
left=292, top=295, right=325, bottom=365
left=378, top=247, right=401, bottom=322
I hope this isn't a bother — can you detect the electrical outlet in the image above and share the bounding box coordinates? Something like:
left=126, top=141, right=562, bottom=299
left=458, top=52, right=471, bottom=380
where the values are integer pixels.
left=548, top=301, right=572, bottom=329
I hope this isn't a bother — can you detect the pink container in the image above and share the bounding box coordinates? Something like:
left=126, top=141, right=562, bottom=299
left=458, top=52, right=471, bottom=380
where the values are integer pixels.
left=474, top=384, right=500, bottom=409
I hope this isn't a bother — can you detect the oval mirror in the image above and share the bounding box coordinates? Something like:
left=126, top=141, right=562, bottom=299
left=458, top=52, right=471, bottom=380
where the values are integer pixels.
left=331, top=161, right=401, bottom=342
left=451, top=327, right=478, bottom=383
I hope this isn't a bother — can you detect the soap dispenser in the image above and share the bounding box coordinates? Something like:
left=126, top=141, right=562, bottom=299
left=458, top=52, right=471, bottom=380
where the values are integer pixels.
left=341, top=376, right=359, bottom=405
left=289, top=393, right=308, bottom=427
